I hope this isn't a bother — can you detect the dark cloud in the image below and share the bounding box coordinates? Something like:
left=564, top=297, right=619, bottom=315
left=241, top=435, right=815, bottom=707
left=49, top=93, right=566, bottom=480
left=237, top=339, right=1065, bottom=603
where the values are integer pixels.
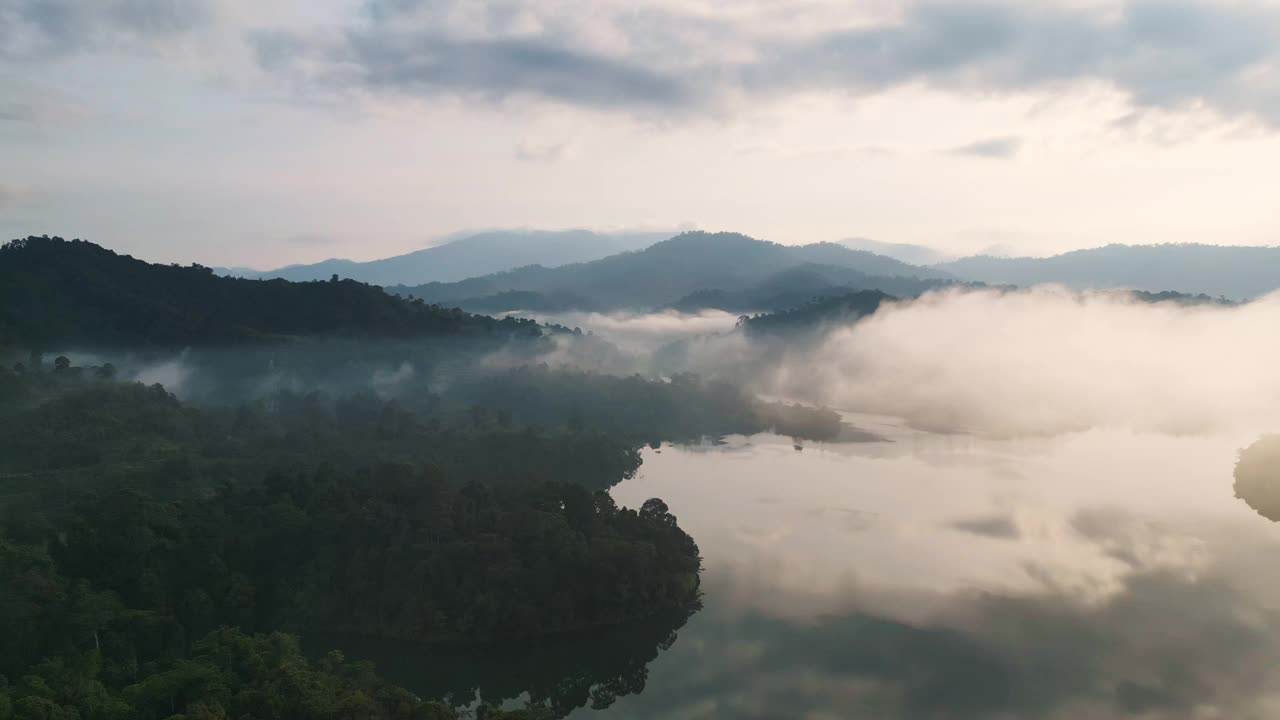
left=948, top=136, right=1023, bottom=158
left=0, top=0, right=208, bottom=57
left=7, top=0, right=1280, bottom=128
left=345, top=32, right=691, bottom=111
left=249, top=1, right=1280, bottom=125
left=753, top=2, right=1280, bottom=125
left=950, top=511, right=1021, bottom=538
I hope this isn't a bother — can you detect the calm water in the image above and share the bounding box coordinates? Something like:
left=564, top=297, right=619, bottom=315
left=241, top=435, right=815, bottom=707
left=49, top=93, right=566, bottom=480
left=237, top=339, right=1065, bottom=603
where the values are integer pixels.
left=352, top=416, right=1280, bottom=719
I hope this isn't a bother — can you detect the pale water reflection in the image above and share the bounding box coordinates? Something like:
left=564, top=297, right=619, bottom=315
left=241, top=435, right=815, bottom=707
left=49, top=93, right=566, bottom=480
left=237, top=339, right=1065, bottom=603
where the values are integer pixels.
left=587, top=419, right=1280, bottom=719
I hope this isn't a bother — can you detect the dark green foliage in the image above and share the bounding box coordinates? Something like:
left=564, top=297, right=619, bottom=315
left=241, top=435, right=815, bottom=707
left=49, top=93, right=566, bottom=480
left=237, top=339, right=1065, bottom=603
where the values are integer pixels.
left=0, top=236, right=543, bottom=348
left=447, top=365, right=845, bottom=443
left=0, top=375, right=643, bottom=504
left=0, top=378, right=700, bottom=720
left=1127, top=290, right=1236, bottom=306
left=738, top=290, right=893, bottom=335
left=339, top=606, right=698, bottom=718
left=50, top=476, right=699, bottom=646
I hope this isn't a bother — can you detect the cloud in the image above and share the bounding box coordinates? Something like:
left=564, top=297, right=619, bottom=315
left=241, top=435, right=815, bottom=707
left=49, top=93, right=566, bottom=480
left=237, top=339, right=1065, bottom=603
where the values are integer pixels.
left=235, top=1, right=1280, bottom=128
left=948, top=135, right=1022, bottom=158
left=250, top=27, right=695, bottom=113
left=3, top=0, right=1278, bottom=129
left=754, top=1, right=1280, bottom=126
left=666, top=286, right=1280, bottom=437
left=606, top=549, right=1280, bottom=720
left=0, top=0, right=209, bottom=57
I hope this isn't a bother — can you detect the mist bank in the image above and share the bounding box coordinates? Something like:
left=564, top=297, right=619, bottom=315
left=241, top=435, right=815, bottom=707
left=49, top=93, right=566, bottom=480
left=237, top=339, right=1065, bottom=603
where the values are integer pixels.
left=665, top=286, right=1280, bottom=437
left=44, top=282, right=1267, bottom=441
left=512, top=287, right=1280, bottom=438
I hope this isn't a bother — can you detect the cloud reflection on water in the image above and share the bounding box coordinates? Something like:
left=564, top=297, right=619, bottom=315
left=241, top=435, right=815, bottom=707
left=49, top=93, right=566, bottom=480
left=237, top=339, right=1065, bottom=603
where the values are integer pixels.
left=591, top=428, right=1280, bottom=719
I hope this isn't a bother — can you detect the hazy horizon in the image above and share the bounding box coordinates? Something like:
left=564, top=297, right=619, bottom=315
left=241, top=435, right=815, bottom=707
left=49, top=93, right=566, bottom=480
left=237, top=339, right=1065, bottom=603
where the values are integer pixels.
left=16, top=226, right=1280, bottom=273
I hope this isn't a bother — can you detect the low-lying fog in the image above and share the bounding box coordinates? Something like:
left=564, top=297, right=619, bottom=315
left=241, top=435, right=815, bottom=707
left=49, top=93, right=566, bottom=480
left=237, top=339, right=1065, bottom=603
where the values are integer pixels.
left=46, top=285, right=1280, bottom=441
left=535, top=287, right=1280, bottom=438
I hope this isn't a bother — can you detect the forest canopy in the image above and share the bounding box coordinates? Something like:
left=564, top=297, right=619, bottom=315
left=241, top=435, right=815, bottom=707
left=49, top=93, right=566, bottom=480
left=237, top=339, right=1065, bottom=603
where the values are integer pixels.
left=0, top=236, right=544, bottom=348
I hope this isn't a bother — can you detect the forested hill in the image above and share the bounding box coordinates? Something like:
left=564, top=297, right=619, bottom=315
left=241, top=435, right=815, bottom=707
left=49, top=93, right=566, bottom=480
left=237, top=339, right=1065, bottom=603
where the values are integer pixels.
left=388, top=231, right=953, bottom=312
left=0, top=235, right=541, bottom=348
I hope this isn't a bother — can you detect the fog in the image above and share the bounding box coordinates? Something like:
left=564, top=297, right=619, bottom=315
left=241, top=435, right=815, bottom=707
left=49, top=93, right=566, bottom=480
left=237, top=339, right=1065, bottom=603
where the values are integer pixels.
left=512, top=309, right=741, bottom=353
left=31, top=286, right=1280, bottom=440
left=613, top=287, right=1280, bottom=437
left=782, top=287, right=1280, bottom=436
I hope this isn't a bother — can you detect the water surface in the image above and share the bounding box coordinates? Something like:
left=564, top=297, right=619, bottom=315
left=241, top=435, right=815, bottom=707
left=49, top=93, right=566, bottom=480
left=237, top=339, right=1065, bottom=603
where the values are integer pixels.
left=359, top=417, right=1280, bottom=719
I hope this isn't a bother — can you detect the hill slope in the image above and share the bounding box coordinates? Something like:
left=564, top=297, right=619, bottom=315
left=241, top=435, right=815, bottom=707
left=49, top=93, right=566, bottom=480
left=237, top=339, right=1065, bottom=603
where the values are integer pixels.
left=391, top=231, right=953, bottom=311
left=0, top=235, right=540, bottom=348
left=228, top=229, right=671, bottom=285
left=938, top=243, right=1280, bottom=300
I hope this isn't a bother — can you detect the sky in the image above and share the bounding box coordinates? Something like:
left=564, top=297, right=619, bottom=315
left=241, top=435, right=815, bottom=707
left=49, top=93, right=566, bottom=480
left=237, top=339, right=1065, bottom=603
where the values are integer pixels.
left=2, top=0, right=1280, bottom=268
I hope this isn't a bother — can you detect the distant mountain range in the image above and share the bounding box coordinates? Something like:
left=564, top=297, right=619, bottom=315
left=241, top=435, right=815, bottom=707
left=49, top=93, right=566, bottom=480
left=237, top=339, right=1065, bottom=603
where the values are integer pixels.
left=219, top=229, right=670, bottom=286
left=218, top=230, right=1280, bottom=308
left=938, top=243, right=1280, bottom=300
left=388, top=232, right=956, bottom=312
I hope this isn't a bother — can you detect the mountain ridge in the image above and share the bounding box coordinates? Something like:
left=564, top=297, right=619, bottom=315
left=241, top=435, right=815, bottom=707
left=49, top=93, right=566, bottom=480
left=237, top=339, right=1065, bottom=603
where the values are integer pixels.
left=389, top=231, right=954, bottom=312
left=937, top=242, right=1280, bottom=300
left=222, top=229, right=672, bottom=285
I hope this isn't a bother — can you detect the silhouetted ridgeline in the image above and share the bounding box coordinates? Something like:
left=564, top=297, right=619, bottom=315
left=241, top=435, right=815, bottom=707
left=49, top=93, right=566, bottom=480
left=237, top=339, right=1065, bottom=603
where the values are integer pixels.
left=389, top=231, right=954, bottom=312
left=0, top=235, right=542, bottom=348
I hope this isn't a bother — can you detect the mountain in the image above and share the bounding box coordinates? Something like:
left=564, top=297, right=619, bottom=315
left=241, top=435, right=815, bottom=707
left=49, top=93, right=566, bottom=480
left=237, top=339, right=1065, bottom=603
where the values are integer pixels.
left=226, top=229, right=671, bottom=285
left=839, top=237, right=951, bottom=266
left=938, top=243, right=1280, bottom=300
left=0, top=235, right=542, bottom=348
left=391, top=231, right=954, bottom=312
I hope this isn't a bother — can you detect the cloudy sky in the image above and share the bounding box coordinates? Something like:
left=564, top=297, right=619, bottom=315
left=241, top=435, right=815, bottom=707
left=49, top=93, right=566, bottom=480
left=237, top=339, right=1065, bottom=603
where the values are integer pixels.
left=2, top=0, right=1279, bottom=267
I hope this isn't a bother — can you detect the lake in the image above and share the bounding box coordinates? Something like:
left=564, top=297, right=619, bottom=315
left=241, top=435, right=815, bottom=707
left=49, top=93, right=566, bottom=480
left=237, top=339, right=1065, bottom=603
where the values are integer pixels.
left=348, top=415, right=1280, bottom=719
